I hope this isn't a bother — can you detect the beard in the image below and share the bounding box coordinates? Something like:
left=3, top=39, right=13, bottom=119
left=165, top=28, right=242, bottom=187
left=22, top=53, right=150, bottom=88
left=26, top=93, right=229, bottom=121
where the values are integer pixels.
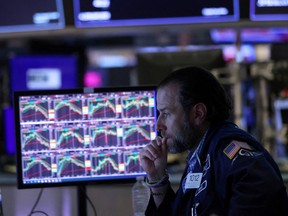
left=165, top=119, right=202, bottom=154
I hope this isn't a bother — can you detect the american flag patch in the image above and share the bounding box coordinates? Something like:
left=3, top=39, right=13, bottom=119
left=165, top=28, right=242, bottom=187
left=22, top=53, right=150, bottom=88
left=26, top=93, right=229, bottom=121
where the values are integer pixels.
left=224, top=141, right=252, bottom=160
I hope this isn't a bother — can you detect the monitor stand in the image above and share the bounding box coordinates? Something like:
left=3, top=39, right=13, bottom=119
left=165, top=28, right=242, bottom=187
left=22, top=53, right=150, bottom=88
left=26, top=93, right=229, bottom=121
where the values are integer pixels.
left=77, top=185, right=87, bottom=216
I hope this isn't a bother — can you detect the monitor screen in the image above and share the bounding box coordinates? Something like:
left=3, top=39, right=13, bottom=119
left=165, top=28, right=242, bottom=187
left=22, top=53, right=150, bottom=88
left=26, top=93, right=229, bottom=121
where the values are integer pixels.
left=210, top=28, right=237, bottom=44
left=0, top=0, right=65, bottom=33
left=73, top=0, right=239, bottom=28
left=250, top=0, right=288, bottom=21
left=274, top=99, right=288, bottom=158
left=10, top=55, right=78, bottom=93
left=241, top=28, right=288, bottom=43
left=274, top=99, right=288, bottom=131
left=14, top=86, right=157, bottom=189
left=4, top=106, right=16, bottom=155
left=210, top=27, right=288, bottom=44
left=83, top=48, right=136, bottom=88
left=136, top=47, right=226, bottom=85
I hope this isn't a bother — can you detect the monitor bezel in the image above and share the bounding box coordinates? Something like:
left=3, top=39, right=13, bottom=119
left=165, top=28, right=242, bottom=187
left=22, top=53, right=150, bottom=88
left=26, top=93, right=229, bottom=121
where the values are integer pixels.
left=250, top=0, right=288, bottom=21
left=14, top=86, right=157, bottom=189
left=0, top=0, right=65, bottom=34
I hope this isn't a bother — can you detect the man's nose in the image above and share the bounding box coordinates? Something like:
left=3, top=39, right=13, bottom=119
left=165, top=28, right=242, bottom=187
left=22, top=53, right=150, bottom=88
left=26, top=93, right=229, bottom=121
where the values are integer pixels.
left=156, top=118, right=165, bottom=132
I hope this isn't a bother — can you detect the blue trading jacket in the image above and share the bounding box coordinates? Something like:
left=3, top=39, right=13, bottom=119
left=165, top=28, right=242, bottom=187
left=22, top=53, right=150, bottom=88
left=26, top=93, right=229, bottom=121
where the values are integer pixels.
left=146, top=121, right=288, bottom=216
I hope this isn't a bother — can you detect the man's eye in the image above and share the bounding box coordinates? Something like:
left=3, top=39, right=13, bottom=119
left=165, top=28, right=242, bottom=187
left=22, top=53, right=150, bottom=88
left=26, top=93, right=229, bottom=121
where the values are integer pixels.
left=158, top=111, right=169, bottom=118
left=163, top=113, right=169, bottom=117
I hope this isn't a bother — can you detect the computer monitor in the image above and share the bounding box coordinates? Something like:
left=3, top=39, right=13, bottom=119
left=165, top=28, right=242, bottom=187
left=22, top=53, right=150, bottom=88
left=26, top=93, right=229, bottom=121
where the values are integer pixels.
left=0, top=0, right=65, bottom=33
left=73, top=0, right=239, bottom=28
left=136, top=47, right=226, bottom=85
left=250, top=0, right=288, bottom=21
left=14, top=86, right=157, bottom=189
left=274, top=99, right=288, bottom=131
left=10, top=55, right=78, bottom=93
left=274, top=99, right=288, bottom=158
left=3, top=106, right=16, bottom=156
left=210, top=27, right=288, bottom=44
left=83, top=48, right=137, bottom=88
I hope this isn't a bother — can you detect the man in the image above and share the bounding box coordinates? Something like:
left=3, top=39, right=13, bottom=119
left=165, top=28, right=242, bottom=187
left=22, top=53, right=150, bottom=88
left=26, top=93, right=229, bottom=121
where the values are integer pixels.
left=139, top=66, right=288, bottom=216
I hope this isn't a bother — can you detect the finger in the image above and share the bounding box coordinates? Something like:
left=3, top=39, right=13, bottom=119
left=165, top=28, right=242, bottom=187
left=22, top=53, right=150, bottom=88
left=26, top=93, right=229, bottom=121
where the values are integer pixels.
left=139, top=147, right=154, bottom=161
left=156, top=136, right=162, bottom=146
left=140, top=143, right=159, bottom=161
left=145, top=142, right=161, bottom=159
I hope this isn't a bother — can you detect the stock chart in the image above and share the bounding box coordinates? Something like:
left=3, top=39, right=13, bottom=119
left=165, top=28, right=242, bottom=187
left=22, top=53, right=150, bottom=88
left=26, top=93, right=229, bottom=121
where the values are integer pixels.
left=17, top=89, right=156, bottom=185
left=21, top=100, right=49, bottom=122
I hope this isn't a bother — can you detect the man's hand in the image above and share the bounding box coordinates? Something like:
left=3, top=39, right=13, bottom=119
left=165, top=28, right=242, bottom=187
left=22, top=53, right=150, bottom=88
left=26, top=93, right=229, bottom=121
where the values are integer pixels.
left=139, top=136, right=168, bottom=182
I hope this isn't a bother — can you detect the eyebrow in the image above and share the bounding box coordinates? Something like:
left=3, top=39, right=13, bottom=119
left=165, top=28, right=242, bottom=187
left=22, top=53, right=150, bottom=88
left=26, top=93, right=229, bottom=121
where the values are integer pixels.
left=159, top=104, right=177, bottom=113
left=157, top=107, right=168, bottom=112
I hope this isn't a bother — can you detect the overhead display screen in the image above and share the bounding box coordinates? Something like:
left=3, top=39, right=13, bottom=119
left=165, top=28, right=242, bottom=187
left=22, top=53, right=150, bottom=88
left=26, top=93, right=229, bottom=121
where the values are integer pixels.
left=250, top=0, right=288, bottom=21
left=74, top=0, right=239, bottom=28
left=210, top=27, right=288, bottom=44
left=0, top=0, right=65, bottom=33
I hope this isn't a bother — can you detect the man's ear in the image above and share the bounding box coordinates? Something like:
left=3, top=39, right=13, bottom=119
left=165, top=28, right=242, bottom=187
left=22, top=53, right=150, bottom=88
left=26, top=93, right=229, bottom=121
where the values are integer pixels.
left=190, top=103, right=207, bottom=125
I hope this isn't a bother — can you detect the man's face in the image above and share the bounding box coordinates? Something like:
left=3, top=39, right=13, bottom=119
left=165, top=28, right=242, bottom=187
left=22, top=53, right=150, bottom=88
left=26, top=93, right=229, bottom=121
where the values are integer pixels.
left=156, top=83, right=200, bottom=153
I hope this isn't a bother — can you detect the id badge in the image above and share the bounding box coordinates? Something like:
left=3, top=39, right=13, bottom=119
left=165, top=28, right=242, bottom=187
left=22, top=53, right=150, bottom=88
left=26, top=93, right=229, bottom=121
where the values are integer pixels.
left=185, top=173, right=203, bottom=189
